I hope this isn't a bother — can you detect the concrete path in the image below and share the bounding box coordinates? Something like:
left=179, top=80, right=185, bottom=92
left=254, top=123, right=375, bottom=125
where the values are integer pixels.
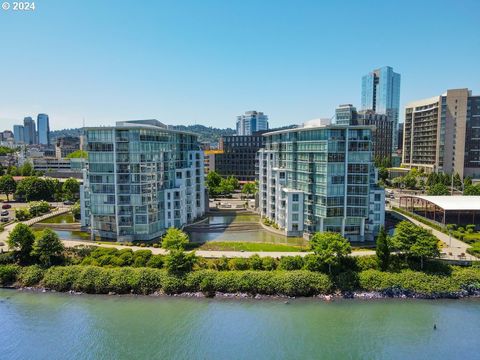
left=59, top=239, right=376, bottom=258
left=0, top=206, right=71, bottom=252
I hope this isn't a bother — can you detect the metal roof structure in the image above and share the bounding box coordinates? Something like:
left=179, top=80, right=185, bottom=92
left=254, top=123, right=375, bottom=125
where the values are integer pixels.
left=409, top=196, right=480, bottom=211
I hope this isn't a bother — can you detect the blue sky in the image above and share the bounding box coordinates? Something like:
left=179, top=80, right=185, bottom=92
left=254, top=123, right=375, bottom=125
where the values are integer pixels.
left=1, top=0, right=479, bottom=130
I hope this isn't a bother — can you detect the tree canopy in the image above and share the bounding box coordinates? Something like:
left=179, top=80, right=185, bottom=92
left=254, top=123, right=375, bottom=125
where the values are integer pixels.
left=7, top=223, right=35, bottom=263
left=0, top=174, right=17, bottom=201
left=162, top=228, right=189, bottom=250
left=33, top=228, right=65, bottom=267
left=309, top=232, right=351, bottom=273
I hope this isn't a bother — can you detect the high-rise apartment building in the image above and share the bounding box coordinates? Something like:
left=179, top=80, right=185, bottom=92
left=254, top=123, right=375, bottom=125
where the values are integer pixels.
left=258, top=119, right=384, bottom=241
left=361, top=66, right=401, bottom=151
left=236, top=111, right=269, bottom=136
left=37, top=114, right=50, bottom=145
left=23, top=117, right=36, bottom=145
left=402, top=88, right=480, bottom=179
left=81, top=120, right=206, bottom=242
left=13, top=125, right=25, bottom=144
left=335, top=104, right=393, bottom=163
left=55, top=136, right=81, bottom=159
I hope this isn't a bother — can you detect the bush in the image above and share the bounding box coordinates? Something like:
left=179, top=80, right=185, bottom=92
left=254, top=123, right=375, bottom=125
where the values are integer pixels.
left=249, top=255, right=263, bottom=270
left=355, top=255, right=378, bottom=271
left=146, top=255, right=165, bottom=269
left=228, top=257, right=250, bottom=270
left=28, top=201, right=50, bottom=217
left=17, top=265, right=45, bottom=287
left=303, top=254, right=324, bottom=272
left=335, top=271, right=360, bottom=292
left=0, top=264, right=20, bottom=286
left=42, top=266, right=79, bottom=291
left=261, top=256, right=277, bottom=271
left=278, top=256, right=304, bottom=270
left=15, top=208, right=31, bottom=221
left=0, top=252, right=15, bottom=265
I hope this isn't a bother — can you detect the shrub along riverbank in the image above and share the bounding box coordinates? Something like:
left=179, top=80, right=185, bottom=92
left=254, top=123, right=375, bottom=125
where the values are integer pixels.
left=1, top=264, right=479, bottom=298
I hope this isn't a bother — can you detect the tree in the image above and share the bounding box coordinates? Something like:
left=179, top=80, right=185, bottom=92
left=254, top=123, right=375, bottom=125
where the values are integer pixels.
left=206, top=171, right=222, bottom=196
left=19, top=162, right=34, bottom=176
left=32, top=228, right=65, bottom=267
left=410, top=232, right=440, bottom=269
left=464, top=184, right=480, bottom=195
left=241, top=182, right=257, bottom=198
left=162, top=228, right=189, bottom=250
left=218, top=178, right=234, bottom=196
left=165, top=249, right=196, bottom=275
left=62, top=178, right=80, bottom=201
left=66, top=150, right=87, bottom=159
left=7, top=223, right=35, bottom=263
left=453, top=173, right=462, bottom=189
left=392, top=221, right=440, bottom=267
left=226, top=176, right=239, bottom=190
left=0, top=175, right=17, bottom=201
left=427, top=183, right=450, bottom=195
left=309, top=232, right=351, bottom=274
left=15, top=177, right=55, bottom=202
left=375, top=226, right=390, bottom=271
left=71, top=202, right=81, bottom=219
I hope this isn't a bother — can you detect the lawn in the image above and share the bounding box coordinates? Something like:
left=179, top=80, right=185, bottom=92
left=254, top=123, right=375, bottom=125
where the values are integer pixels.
left=197, top=241, right=308, bottom=252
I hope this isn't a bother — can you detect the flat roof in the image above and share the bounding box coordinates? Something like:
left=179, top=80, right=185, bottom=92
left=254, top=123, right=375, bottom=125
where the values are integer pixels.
left=406, top=195, right=480, bottom=211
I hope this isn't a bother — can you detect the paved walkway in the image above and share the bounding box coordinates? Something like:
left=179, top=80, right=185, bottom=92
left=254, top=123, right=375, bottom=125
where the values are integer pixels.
left=0, top=206, right=71, bottom=252
left=59, top=239, right=375, bottom=258
left=391, top=210, right=478, bottom=261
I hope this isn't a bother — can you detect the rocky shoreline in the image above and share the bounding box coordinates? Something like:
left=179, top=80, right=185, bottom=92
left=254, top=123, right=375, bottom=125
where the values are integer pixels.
left=9, top=286, right=480, bottom=301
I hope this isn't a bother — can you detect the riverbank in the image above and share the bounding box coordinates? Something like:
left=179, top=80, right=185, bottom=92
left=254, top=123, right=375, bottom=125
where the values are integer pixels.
left=2, top=265, right=480, bottom=299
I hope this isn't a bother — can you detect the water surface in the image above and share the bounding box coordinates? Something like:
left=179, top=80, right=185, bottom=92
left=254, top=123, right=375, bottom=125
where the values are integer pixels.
left=1, top=290, right=479, bottom=359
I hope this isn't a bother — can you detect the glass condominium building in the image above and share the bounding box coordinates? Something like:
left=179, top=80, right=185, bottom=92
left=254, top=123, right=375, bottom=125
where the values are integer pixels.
left=258, top=119, right=385, bottom=242
left=361, top=66, right=401, bottom=151
left=81, top=120, right=206, bottom=242
left=37, top=113, right=50, bottom=145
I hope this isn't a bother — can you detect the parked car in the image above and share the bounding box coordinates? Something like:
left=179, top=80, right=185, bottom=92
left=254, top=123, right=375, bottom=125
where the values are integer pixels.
left=63, top=200, right=74, bottom=205
left=1, top=217, right=9, bottom=222
left=1, top=210, right=9, bottom=216
left=1, top=204, right=11, bottom=209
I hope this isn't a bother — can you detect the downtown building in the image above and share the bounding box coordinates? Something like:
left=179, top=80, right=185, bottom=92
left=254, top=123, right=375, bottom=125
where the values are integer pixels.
left=336, top=104, right=393, bottom=164
left=236, top=111, right=269, bottom=136
left=361, top=66, right=401, bottom=151
left=37, top=114, right=50, bottom=145
left=23, top=117, right=36, bottom=145
left=402, top=88, right=480, bottom=179
left=213, top=132, right=266, bottom=182
left=258, top=119, right=384, bottom=241
left=81, top=120, right=206, bottom=242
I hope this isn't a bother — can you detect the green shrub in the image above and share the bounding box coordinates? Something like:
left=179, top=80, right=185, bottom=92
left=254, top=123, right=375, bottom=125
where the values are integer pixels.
left=42, top=266, right=79, bottom=291
left=146, top=255, right=165, bottom=269
left=355, top=255, right=378, bottom=271
left=335, top=271, right=360, bottom=292
left=0, top=264, right=20, bottom=286
left=108, top=267, right=138, bottom=294
left=74, top=266, right=112, bottom=294
left=302, top=254, right=324, bottom=272
left=249, top=255, right=263, bottom=270
left=0, top=252, right=15, bottom=265
left=208, top=257, right=229, bottom=271
left=228, top=258, right=250, bottom=270
left=261, top=256, right=277, bottom=271
left=132, top=250, right=152, bottom=267
left=17, top=265, right=45, bottom=287
left=278, top=256, right=304, bottom=270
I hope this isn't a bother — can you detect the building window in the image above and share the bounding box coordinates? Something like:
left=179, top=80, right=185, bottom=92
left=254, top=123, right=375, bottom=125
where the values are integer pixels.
left=292, top=194, right=299, bottom=202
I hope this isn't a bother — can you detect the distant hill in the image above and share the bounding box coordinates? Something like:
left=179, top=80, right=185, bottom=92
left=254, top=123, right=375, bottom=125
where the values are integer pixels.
left=50, top=123, right=297, bottom=144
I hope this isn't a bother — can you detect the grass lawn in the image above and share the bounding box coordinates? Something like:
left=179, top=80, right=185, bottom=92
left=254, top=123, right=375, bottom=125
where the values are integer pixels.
left=197, top=241, right=308, bottom=252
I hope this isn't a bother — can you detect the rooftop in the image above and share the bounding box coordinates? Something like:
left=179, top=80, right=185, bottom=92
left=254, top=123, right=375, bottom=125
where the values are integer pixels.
left=406, top=195, right=480, bottom=211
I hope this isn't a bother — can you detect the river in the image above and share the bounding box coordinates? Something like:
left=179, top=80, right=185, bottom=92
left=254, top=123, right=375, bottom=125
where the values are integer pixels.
left=1, top=289, right=479, bottom=359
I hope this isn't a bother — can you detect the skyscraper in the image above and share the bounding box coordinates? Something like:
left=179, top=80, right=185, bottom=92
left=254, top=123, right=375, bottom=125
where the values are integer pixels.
left=13, top=125, right=24, bottom=144
left=361, top=66, right=401, bottom=151
left=236, top=111, right=269, bottom=136
left=23, top=117, right=36, bottom=145
left=402, top=88, right=480, bottom=179
left=37, top=114, right=50, bottom=145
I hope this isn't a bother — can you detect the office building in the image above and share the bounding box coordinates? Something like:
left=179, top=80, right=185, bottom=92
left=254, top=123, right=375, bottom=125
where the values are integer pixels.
left=1, top=130, right=13, bottom=141
left=56, top=136, right=81, bottom=159
left=81, top=120, right=206, bottom=242
left=361, top=66, right=401, bottom=151
left=236, top=111, right=269, bottom=136
left=402, top=88, right=480, bottom=179
left=37, top=114, right=50, bottom=145
left=13, top=125, right=24, bottom=144
left=213, top=132, right=266, bottom=182
left=335, top=104, right=393, bottom=164
left=258, top=119, right=384, bottom=241
left=23, top=117, right=36, bottom=145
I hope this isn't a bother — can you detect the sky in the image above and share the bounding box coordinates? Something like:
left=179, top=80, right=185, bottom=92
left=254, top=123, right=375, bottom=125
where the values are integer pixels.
left=1, top=0, right=479, bottom=131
